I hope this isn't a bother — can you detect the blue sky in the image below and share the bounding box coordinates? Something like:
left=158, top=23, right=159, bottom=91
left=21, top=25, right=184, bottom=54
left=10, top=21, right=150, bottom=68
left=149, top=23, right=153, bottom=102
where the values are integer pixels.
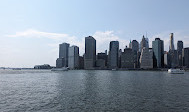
left=0, top=0, right=189, bottom=67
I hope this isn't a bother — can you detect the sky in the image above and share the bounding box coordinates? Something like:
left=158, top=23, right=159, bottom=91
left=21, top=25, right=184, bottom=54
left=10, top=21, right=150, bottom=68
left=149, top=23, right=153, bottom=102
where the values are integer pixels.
left=0, top=0, right=189, bottom=68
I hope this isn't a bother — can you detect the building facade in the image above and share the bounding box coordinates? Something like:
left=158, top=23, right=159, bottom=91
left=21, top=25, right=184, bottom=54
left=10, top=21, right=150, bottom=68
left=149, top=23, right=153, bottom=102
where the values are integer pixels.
left=152, top=38, right=164, bottom=68
left=68, top=46, right=79, bottom=69
left=121, top=47, right=134, bottom=68
left=182, top=48, right=189, bottom=68
left=58, top=43, right=70, bottom=67
left=84, top=36, right=96, bottom=69
left=97, top=52, right=108, bottom=67
left=140, top=48, right=153, bottom=69
left=131, top=40, right=139, bottom=68
left=108, top=41, right=119, bottom=69
left=177, top=41, right=183, bottom=67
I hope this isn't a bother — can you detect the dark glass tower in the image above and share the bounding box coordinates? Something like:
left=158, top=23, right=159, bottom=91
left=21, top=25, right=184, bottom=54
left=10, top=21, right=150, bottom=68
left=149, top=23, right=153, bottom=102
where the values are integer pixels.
left=84, top=36, right=96, bottom=69
left=108, top=41, right=119, bottom=69
left=152, top=38, right=164, bottom=68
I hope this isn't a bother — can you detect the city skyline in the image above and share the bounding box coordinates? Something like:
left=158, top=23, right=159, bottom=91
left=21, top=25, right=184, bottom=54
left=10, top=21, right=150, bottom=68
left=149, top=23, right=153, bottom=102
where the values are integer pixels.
left=1, top=0, right=189, bottom=67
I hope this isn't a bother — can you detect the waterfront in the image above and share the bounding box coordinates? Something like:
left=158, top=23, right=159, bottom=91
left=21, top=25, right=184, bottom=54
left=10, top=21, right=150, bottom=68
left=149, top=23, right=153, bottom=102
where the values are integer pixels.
left=0, top=70, right=189, bottom=112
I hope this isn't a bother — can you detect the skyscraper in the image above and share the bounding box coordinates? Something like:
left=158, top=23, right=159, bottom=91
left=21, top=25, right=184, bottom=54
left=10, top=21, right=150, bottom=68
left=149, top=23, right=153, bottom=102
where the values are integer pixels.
left=140, top=35, right=149, bottom=52
left=169, top=33, right=175, bottom=51
left=131, top=40, right=139, bottom=68
left=177, top=41, right=183, bottom=67
left=57, top=43, right=70, bottom=67
left=140, top=48, right=153, bottom=69
left=68, top=45, right=79, bottom=69
left=182, top=48, right=189, bottom=68
left=169, top=33, right=178, bottom=68
left=131, top=40, right=139, bottom=52
left=84, top=36, right=96, bottom=69
left=108, top=41, right=119, bottom=69
left=152, top=38, right=164, bottom=68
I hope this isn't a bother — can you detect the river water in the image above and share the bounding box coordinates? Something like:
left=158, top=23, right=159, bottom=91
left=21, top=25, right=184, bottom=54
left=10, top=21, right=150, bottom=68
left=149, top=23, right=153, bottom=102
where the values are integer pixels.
left=0, top=70, right=189, bottom=112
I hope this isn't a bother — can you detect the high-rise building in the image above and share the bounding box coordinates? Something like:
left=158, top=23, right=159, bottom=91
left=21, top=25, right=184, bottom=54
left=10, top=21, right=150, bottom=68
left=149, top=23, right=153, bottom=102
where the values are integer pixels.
left=56, top=43, right=70, bottom=67
left=177, top=41, right=183, bottom=67
left=152, top=38, right=164, bottom=68
left=131, top=40, right=139, bottom=68
left=169, top=33, right=175, bottom=51
left=108, top=41, right=119, bottom=69
left=84, top=36, right=96, bottom=69
left=68, top=45, right=79, bottom=69
left=131, top=40, right=139, bottom=52
left=140, top=48, right=153, bottom=69
left=140, top=35, right=149, bottom=52
left=169, top=33, right=178, bottom=68
left=182, top=48, right=189, bottom=68
left=121, top=47, right=134, bottom=68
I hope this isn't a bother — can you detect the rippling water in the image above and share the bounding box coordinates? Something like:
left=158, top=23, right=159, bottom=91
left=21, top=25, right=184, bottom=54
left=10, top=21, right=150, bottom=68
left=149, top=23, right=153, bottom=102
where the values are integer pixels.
left=0, top=69, right=189, bottom=112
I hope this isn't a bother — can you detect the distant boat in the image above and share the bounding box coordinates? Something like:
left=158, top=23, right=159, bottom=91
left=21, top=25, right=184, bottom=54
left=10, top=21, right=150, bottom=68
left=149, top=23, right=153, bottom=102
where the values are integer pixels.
left=168, top=69, right=184, bottom=74
left=112, top=69, right=117, bottom=71
left=51, top=67, right=69, bottom=71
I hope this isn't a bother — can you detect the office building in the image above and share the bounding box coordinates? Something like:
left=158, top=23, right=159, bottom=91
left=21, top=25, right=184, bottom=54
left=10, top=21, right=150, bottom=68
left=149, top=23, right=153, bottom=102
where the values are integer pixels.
left=121, top=47, right=134, bottom=68
left=131, top=40, right=139, bottom=52
left=68, top=46, right=79, bottom=69
left=58, top=43, right=70, bottom=67
left=131, top=40, right=139, bottom=68
left=97, top=52, right=108, bottom=66
left=140, top=48, right=153, bottom=69
left=169, top=33, right=175, bottom=51
left=182, top=48, right=189, bottom=68
left=152, top=38, right=164, bottom=68
left=177, top=41, right=183, bottom=67
left=84, top=36, right=96, bottom=69
left=108, top=41, right=119, bottom=69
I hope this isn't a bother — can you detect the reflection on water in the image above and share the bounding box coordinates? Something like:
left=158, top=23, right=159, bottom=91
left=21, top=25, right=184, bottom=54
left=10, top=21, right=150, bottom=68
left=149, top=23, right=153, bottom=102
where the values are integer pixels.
left=0, top=70, right=189, bottom=111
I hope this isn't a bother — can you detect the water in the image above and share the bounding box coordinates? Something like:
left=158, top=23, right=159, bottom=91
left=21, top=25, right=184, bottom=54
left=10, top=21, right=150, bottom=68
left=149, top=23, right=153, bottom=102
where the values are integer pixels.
left=0, top=70, right=189, bottom=112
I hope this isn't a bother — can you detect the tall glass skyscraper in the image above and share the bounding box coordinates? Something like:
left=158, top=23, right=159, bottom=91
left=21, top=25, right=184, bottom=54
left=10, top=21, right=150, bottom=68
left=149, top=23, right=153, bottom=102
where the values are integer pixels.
left=108, top=41, right=119, bottom=69
left=84, top=36, right=96, bottom=69
left=152, top=38, right=164, bottom=68
left=169, top=33, right=175, bottom=51
left=177, top=41, right=183, bottom=67
left=57, top=43, right=70, bottom=67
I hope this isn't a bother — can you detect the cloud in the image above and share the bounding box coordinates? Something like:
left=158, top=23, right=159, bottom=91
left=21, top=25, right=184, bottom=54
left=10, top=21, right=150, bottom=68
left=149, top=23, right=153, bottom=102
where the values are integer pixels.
left=6, top=29, right=76, bottom=41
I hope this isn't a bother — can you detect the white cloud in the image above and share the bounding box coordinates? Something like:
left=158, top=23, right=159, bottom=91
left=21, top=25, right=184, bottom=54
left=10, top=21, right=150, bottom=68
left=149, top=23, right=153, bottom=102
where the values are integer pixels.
left=6, top=29, right=76, bottom=41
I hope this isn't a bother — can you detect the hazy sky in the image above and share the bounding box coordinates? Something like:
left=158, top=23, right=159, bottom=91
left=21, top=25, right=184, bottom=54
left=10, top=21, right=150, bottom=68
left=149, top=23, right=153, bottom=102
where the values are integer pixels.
left=0, top=0, right=189, bottom=67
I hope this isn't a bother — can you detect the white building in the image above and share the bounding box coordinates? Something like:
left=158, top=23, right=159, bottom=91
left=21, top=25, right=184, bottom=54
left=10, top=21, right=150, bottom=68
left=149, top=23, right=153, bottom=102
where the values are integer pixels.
left=68, top=46, right=79, bottom=69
